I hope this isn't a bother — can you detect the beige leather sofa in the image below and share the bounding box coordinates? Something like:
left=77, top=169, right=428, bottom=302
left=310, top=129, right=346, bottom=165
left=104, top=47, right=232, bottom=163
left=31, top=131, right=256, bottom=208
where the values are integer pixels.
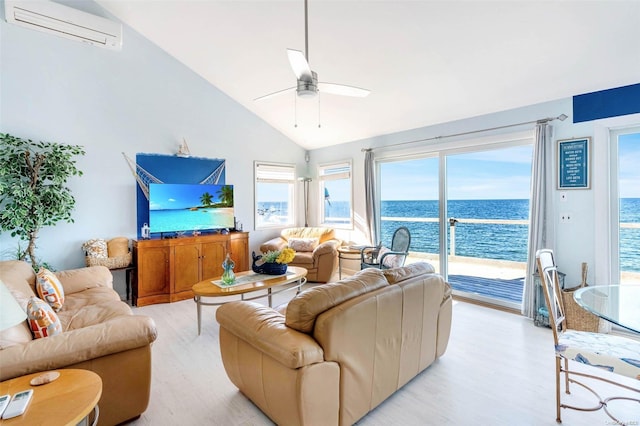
left=0, top=260, right=157, bottom=426
left=216, top=262, right=452, bottom=426
left=260, top=227, right=341, bottom=282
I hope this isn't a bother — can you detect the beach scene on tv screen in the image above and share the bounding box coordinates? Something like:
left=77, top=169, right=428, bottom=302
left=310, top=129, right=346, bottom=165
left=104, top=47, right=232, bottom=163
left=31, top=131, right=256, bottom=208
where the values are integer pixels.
left=149, top=183, right=234, bottom=233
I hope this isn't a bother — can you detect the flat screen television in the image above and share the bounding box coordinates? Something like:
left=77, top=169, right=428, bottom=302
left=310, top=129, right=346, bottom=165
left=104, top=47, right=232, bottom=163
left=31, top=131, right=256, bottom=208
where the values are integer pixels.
left=148, top=183, right=234, bottom=234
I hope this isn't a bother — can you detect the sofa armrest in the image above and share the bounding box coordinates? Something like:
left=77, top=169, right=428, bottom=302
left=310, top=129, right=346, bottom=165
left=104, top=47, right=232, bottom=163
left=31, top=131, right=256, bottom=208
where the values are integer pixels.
left=0, top=315, right=157, bottom=381
left=216, top=301, right=324, bottom=369
left=312, top=239, right=340, bottom=257
left=55, top=265, right=114, bottom=294
left=260, top=237, right=288, bottom=253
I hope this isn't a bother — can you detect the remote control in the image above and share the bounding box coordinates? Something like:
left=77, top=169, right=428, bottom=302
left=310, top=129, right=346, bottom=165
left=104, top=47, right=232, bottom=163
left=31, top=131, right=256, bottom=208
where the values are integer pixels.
left=2, top=389, right=33, bottom=419
left=0, top=394, right=10, bottom=417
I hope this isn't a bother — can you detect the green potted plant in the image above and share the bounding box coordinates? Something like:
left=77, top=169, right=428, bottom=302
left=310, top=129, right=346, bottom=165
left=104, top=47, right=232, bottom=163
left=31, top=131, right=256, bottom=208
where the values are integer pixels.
left=0, top=133, right=85, bottom=269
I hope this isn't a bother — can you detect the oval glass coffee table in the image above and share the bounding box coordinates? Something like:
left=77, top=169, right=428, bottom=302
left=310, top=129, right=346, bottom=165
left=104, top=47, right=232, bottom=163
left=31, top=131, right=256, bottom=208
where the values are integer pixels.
left=192, top=266, right=307, bottom=335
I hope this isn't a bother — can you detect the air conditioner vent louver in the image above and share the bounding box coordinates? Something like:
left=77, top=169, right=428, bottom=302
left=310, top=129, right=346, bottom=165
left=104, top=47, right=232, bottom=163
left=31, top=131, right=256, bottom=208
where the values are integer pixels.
left=5, top=0, right=122, bottom=50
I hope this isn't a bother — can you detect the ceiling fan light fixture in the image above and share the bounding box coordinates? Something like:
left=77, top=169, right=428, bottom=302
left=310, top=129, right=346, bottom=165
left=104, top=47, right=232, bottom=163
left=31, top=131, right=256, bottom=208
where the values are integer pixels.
left=297, top=70, right=318, bottom=98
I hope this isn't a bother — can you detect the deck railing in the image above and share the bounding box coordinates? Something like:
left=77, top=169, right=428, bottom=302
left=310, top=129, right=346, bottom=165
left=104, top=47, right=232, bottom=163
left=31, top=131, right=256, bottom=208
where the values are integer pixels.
left=381, top=216, right=639, bottom=257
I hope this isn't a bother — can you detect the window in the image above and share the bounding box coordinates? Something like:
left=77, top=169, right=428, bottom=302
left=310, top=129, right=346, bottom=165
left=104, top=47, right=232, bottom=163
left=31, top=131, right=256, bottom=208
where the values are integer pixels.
left=611, top=127, right=640, bottom=283
left=319, top=161, right=353, bottom=228
left=254, top=162, right=295, bottom=229
left=378, top=140, right=532, bottom=310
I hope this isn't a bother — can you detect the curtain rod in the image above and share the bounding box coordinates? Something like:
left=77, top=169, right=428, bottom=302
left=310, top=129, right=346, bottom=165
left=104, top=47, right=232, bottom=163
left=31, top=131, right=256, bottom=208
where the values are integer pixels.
left=361, top=113, right=568, bottom=152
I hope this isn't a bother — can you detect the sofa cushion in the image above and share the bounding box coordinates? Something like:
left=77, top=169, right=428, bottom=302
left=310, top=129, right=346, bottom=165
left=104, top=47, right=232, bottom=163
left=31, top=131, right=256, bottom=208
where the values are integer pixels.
left=286, top=268, right=388, bottom=333
left=61, top=287, right=122, bottom=312
left=26, top=296, right=62, bottom=339
left=0, top=260, right=36, bottom=297
left=288, top=237, right=319, bottom=252
left=36, top=268, right=65, bottom=311
left=383, top=262, right=436, bottom=284
left=291, top=251, right=314, bottom=265
left=58, top=300, right=132, bottom=331
left=281, top=227, right=336, bottom=244
left=55, top=265, right=113, bottom=294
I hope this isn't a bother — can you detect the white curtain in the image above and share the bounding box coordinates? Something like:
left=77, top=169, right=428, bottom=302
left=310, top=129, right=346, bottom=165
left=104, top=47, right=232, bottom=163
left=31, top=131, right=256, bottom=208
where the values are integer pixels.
left=522, top=122, right=555, bottom=318
left=364, top=149, right=379, bottom=245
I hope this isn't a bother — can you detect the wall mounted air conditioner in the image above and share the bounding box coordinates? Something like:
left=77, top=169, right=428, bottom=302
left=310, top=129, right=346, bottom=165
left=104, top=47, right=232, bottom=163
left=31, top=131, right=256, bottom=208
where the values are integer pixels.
left=4, top=0, right=122, bottom=50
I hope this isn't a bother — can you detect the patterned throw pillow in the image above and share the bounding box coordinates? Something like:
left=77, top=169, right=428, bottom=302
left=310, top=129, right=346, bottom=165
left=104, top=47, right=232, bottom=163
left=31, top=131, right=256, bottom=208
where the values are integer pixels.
left=288, top=237, right=319, bottom=252
left=82, top=238, right=108, bottom=258
left=36, top=268, right=65, bottom=311
left=378, top=246, right=403, bottom=268
left=26, top=296, right=62, bottom=339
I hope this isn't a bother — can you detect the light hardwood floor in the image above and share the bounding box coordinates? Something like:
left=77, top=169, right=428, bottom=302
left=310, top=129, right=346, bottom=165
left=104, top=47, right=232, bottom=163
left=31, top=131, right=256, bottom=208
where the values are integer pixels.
left=127, top=288, right=639, bottom=425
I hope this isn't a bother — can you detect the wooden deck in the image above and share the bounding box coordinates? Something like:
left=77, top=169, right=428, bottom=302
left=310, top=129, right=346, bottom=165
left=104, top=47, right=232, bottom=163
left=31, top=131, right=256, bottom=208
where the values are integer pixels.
left=448, top=274, right=524, bottom=303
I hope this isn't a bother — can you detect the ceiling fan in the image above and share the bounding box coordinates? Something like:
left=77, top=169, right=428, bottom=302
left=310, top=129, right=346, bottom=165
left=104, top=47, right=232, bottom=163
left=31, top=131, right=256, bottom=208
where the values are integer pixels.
left=254, top=0, right=370, bottom=102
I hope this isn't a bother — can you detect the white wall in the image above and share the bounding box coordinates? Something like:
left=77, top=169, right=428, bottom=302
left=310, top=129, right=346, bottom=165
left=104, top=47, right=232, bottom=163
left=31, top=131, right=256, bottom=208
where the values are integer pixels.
left=0, top=0, right=306, bottom=270
left=308, top=97, right=640, bottom=287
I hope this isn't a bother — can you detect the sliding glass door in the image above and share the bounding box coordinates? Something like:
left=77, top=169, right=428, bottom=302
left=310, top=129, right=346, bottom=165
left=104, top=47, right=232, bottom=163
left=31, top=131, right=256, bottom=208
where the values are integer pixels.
left=614, top=128, right=640, bottom=283
left=379, top=156, right=441, bottom=271
left=378, top=140, right=532, bottom=308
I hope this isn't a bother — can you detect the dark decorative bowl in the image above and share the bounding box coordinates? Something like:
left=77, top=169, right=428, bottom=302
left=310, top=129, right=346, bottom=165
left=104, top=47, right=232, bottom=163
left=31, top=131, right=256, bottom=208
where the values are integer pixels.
left=252, top=251, right=288, bottom=275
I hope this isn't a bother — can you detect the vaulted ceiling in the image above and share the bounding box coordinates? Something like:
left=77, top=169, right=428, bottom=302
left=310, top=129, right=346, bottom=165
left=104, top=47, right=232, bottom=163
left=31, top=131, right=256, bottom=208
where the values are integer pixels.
left=97, top=1, right=640, bottom=150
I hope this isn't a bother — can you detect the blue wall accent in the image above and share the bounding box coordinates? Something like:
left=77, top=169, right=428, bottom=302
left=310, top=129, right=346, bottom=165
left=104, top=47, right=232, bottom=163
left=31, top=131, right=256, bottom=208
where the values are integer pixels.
left=573, top=83, right=640, bottom=123
left=134, top=154, right=226, bottom=237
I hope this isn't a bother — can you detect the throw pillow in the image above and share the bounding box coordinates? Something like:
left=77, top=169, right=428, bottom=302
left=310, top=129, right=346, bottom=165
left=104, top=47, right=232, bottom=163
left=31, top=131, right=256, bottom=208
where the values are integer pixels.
left=36, top=268, right=65, bottom=311
left=26, top=296, right=62, bottom=339
left=288, top=237, right=319, bottom=252
left=82, top=238, right=108, bottom=258
left=378, top=246, right=403, bottom=268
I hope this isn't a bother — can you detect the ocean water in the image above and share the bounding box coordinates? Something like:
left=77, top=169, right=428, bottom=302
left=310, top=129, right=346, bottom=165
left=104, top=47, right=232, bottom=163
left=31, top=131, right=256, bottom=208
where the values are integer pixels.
left=381, top=199, right=640, bottom=273
left=150, top=208, right=234, bottom=233
left=258, top=199, right=640, bottom=272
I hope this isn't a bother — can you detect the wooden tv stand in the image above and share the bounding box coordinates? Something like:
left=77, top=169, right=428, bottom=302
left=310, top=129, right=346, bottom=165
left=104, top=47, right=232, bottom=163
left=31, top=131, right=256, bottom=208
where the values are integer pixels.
left=133, top=232, right=249, bottom=306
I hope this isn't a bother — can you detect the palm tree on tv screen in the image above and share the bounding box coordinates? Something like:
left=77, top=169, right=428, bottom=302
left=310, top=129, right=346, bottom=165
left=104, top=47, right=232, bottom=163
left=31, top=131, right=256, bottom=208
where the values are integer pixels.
left=217, top=185, right=234, bottom=207
left=200, top=192, right=213, bottom=207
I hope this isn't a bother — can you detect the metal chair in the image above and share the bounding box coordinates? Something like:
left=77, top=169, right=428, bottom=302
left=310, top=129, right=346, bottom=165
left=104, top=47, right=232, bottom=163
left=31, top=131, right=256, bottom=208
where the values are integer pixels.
left=360, top=226, right=411, bottom=270
left=535, top=249, right=640, bottom=424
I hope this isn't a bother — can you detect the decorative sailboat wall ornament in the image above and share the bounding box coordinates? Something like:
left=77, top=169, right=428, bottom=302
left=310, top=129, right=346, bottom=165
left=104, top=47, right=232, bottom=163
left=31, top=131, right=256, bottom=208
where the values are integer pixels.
left=176, top=138, right=191, bottom=157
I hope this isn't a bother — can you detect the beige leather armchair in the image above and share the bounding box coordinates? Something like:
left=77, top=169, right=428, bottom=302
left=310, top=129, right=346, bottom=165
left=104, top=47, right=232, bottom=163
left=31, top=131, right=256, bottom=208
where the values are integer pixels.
left=216, top=263, right=452, bottom=426
left=0, top=260, right=157, bottom=426
left=260, top=227, right=340, bottom=282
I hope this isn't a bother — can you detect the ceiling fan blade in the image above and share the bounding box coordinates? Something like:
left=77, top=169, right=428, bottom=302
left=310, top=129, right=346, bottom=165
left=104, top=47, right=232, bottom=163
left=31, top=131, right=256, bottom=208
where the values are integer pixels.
left=254, top=87, right=295, bottom=102
left=287, top=48, right=313, bottom=82
left=318, top=82, right=371, bottom=97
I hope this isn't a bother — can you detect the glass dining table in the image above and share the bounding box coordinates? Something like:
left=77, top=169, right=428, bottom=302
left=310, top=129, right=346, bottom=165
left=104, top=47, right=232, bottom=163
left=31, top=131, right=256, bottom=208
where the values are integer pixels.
left=573, top=284, right=640, bottom=333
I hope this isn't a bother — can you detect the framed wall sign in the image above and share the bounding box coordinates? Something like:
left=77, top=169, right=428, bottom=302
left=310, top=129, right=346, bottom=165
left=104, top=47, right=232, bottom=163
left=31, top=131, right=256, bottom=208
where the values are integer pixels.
left=557, top=137, right=591, bottom=189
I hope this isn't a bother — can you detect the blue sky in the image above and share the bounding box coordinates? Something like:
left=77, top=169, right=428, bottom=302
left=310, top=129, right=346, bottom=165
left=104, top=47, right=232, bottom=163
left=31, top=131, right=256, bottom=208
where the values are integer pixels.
left=619, top=132, right=640, bottom=198
left=381, top=132, right=640, bottom=200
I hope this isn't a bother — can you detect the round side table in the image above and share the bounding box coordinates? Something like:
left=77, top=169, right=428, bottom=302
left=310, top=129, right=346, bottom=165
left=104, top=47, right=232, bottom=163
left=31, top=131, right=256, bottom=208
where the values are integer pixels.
left=0, top=369, right=102, bottom=426
left=337, top=246, right=363, bottom=279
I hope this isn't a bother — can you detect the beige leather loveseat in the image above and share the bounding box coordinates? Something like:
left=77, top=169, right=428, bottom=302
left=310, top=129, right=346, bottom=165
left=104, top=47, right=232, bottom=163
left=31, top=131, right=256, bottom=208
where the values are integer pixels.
left=0, top=260, right=157, bottom=426
left=260, top=227, right=341, bottom=282
left=216, top=262, right=452, bottom=425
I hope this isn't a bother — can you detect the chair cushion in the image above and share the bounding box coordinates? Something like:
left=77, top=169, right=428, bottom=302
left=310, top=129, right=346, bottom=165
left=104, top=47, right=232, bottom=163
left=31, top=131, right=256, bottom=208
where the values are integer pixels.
left=288, top=237, right=319, bottom=252
left=378, top=246, right=403, bottom=268
left=557, top=330, right=640, bottom=380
